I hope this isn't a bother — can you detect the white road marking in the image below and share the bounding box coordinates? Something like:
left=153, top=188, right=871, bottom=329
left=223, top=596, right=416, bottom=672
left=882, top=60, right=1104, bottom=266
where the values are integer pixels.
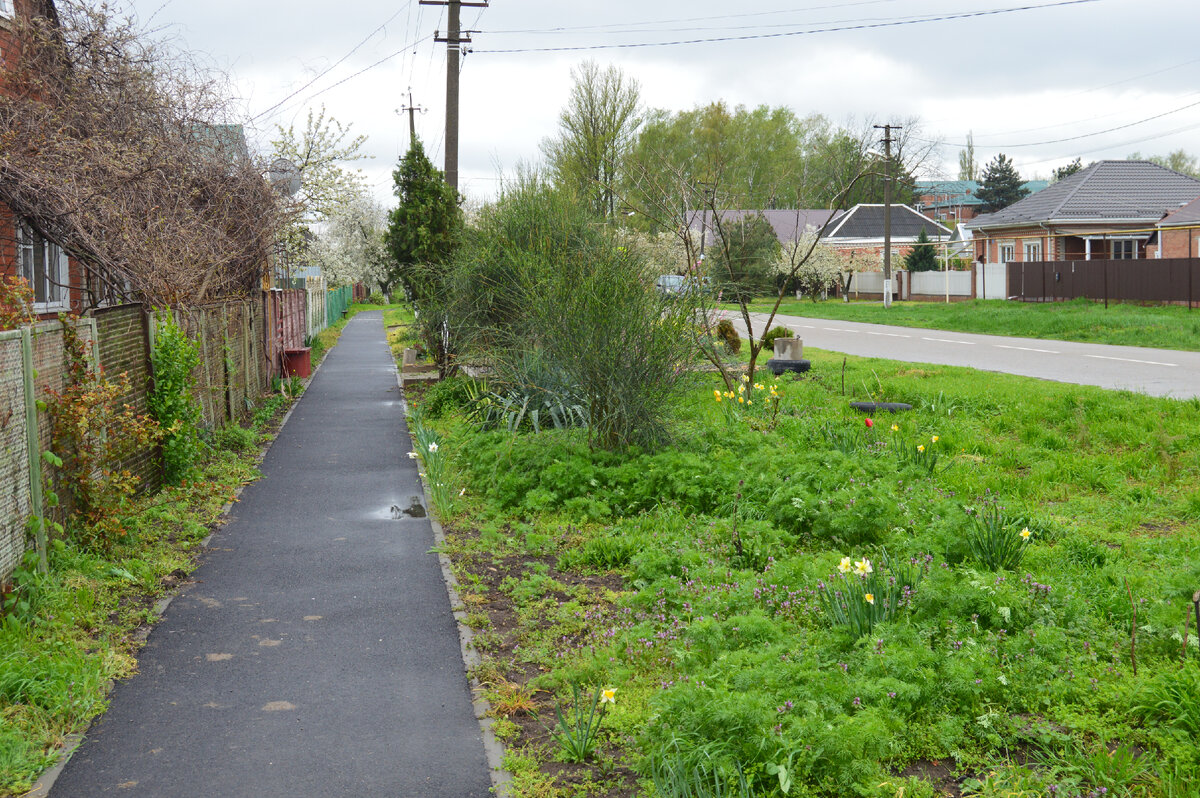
left=994, top=344, right=1060, bottom=354
left=823, top=327, right=854, bottom=332
left=1084, top=354, right=1178, bottom=367
left=922, top=337, right=975, bottom=345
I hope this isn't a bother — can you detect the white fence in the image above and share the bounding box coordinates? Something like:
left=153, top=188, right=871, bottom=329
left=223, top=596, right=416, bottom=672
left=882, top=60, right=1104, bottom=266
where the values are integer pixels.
left=910, top=269, right=973, bottom=297
left=975, top=264, right=1007, bottom=299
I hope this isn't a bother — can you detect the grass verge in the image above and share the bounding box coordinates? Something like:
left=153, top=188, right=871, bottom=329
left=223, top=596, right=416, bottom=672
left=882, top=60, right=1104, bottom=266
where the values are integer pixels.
left=410, top=348, right=1200, bottom=798
left=738, top=297, right=1200, bottom=351
left=0, top=392, right=295, bottom=796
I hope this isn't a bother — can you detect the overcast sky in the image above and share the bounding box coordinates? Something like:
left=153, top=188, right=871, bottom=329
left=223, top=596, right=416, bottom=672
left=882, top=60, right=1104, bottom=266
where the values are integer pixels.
left=123, top=0, right=1200, bottom=207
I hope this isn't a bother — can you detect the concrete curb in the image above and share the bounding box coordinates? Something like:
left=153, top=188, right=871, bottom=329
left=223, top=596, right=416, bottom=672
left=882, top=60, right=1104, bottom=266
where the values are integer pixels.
left=398, top=368, right=513, bottom=797
left=21, top=363, right=314, bottom=798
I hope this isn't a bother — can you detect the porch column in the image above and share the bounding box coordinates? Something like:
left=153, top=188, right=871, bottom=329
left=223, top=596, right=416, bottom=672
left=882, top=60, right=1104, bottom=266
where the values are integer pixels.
left=1085, top=238, right=1092, bottom=261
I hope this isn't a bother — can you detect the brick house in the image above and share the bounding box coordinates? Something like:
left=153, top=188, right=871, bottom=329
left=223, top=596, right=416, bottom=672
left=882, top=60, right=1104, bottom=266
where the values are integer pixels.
left=1149, top=195, right=1200, bottom=259
left=0, top=0, right=91, bottom=319
left=966, top=160, right=1200, bottom=266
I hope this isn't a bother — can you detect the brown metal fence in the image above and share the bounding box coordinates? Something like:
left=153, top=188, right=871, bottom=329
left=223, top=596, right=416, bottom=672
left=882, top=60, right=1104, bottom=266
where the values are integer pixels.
left=1008, top=259, right=1200, bottom=307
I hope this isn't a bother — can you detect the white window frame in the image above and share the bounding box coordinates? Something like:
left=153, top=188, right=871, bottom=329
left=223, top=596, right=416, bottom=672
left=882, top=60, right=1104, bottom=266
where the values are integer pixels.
left=1023, top=241, right=1042, bottom=261
left=1111, top=239, right=1137, bottom=260
left=18, top=223, right=70, bottom=312
left=999, top=243, right=1015, bottom=264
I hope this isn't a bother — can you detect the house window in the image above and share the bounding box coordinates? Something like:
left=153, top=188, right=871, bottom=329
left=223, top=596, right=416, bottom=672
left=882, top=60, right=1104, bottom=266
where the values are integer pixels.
left=999, top=244, right=1015, bottom=263
left=1111, top=239, right=1136, bottom=259
left=1024, top=241, right=1042, bottom=261
left=18, top=223, right=70, bottom=311
left=0, top=0, right=12, bottom=18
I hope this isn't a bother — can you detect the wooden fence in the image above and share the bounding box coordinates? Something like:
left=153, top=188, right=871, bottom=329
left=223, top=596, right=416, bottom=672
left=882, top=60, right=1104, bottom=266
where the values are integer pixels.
left=1008, top=259, right=1200, bottom=307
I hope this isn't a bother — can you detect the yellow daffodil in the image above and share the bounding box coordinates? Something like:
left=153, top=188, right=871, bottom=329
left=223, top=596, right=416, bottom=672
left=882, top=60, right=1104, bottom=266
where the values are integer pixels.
left=738, top=384, right=745, bottom=394
left=918, top=444, right=925, bottom=453
left=932, top=435, right=939, bottom=443
left=838, top=556, right=852, bottom=573
left=738, top=397, right=745, bottom=404
left=854, top=558, right=873, bottom=576
left=724, top=391, right=735, bottom=399
left=770, top=386, right=779, bottom=397
left=865, top=593, right=875, bottom=605
left=741, top=374, right=750, bottom=383
left=754, top=383, right=764, bottom=391
left=891, top=424, right=899, bottom=432
left=1020, top=527, right=1032, bottom=540
left=714, top=389, right=721, bottom=400
left=600, top=688, right=616, bottom=704
left=746, top=400, right=752, bottom=406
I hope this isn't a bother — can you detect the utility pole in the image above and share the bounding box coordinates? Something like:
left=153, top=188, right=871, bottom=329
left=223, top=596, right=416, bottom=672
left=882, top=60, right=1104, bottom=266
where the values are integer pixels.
left=874, top=123, right=901, bottom=309
left=420, top=0, right=487, bottom=192
left=399, top=89, right=423, bottom=145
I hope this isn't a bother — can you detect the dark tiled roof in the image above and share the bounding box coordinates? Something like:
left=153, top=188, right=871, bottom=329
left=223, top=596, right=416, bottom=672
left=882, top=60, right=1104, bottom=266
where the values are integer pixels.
left=967, top=160, right=1200, bottom=229
left=685, top=209, right=843, bottom=242
left=1158, top=194, right=1200, bottom=227
left=824, top=204, right=952, bottom=240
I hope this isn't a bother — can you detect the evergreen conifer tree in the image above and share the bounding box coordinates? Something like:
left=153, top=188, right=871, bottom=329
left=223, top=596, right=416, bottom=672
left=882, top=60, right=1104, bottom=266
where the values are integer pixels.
left=976, top=154, right=1029, bottom=213
left=903, top=229, right=938, bottom=272
left=384, top=138, right=462, bottom=301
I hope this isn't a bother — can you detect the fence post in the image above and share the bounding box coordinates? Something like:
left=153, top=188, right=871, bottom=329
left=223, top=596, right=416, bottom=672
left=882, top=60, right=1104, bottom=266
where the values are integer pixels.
left=1104, top=261, right=1108, bottom=309
left=20, top=328, right=47, bottom=574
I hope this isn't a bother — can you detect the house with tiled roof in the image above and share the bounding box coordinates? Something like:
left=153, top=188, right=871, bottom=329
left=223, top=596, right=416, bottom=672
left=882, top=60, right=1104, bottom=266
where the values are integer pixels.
left=686, top=205, right=951, bottom=268
left=1150, top=195, right=1200, bottom=259
left=965, top=160, right=1200, bottom=265
left=916, top=179, right=1048, bottom=223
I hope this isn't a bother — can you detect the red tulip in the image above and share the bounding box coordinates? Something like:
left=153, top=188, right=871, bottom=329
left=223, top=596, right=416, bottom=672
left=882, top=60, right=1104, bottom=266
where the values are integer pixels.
left=864, top=418, right=874, bottom=428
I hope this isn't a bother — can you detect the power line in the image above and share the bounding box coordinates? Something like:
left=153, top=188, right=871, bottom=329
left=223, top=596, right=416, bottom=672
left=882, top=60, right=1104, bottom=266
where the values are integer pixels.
left=474, top=0, right=1099, bottom=54
left=485, top=0, right=904, bottom=34
left=930, top=95, right=1200, bottom=150
left=252, top=3, right=414, bottom=123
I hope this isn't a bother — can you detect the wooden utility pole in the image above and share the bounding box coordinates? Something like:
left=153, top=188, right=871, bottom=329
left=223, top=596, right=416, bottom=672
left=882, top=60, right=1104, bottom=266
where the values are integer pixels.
left=399, top=90, right=423, bottom=145
left=874, top=123, right=901, bottom=309
left=420, top=0, right=487, bottom=192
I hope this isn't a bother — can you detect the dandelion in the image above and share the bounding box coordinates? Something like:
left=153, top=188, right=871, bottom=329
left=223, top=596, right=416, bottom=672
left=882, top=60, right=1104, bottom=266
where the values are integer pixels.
left=864, top=418, right=874, bottom=428
left=931, top=435, right=939, bottom=443
left=600, top=688, right=616, bottom=704
left=1020, top=527, right=1032, bottom=541
left=838, top=556, right=853, bottom=574
left=891, top=424, right=899, bottom=432
left=917, top=444, right=925, bottom=453
left=854, top=558, right=873, bottom=576
left=865, top=593, right=875, bottom=605
left=428, top=442, right=439, bottom=453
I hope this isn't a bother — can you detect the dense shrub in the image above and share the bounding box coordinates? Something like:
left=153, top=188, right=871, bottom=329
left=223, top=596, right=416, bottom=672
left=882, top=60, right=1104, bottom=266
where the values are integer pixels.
left=148, top=313, right=201, bottom=484
left=761, top=325, right=794, bottom=352
left=716, top=318, right=741, bottom=354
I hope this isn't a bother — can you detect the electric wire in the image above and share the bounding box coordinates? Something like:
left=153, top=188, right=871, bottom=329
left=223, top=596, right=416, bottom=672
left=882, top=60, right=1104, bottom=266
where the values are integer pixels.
left=251, top=2, right=414, bottom=123
left=474, top=0, right=1099, bottom=54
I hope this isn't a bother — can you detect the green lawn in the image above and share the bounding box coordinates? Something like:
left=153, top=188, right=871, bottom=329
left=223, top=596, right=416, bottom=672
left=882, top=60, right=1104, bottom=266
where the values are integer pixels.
left=737, top=297, right=1200, bottom=352
left=414, top=350, right=1200, bottom=798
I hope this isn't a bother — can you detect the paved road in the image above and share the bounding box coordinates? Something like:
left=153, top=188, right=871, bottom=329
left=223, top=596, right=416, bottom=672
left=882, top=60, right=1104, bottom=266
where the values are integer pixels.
left=745, top=312, right=1200, bottom=400
left=51, top=312, right=491, bottom=797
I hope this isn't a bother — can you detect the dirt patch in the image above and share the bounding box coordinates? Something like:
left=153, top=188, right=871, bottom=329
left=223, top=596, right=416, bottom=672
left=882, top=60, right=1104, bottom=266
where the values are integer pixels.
left=898, top=759, right=963, bottom=797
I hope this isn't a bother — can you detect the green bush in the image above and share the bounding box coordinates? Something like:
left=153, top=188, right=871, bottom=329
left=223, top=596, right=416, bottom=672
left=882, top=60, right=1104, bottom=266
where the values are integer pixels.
left=716, top=319, right=741, bottom=354
left=366, top=292, right=386, bottom=305
left=760, top=325, right=793, bottom=352
left=148, top=313, right=201, bottom=484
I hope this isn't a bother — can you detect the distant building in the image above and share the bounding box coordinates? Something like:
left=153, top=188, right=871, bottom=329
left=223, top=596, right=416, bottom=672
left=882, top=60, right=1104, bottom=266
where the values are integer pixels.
left=915, top=179, right=1048, bottom=224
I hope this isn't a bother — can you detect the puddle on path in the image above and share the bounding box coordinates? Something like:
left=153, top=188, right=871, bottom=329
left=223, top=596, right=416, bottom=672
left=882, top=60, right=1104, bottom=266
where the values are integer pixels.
left=367, top=498, right=427, bottom=520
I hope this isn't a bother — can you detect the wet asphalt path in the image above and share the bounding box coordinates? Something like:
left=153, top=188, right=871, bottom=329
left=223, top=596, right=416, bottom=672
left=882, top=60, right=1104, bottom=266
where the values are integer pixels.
left=743, top=311, right=1200, bottom=400
left=51, top=312, right=491, bottom=797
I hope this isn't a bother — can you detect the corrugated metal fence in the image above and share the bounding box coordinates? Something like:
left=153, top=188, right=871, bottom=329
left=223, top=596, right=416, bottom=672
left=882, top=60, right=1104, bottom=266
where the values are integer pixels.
left=1008, top=259, right=1200, bottom=307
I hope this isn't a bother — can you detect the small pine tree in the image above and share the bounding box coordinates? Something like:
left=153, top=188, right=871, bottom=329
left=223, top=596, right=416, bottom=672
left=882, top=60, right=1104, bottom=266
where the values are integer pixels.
left=976, top=154, right=1029, bottom=213
left=904, top=229, right=938, bottom=272
left=384, top=138, right=462, bottom=302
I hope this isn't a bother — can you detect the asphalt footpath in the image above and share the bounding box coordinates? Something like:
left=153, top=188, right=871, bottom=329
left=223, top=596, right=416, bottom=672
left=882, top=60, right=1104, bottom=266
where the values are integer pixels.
left=50, top=311, right=492, bottom=797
